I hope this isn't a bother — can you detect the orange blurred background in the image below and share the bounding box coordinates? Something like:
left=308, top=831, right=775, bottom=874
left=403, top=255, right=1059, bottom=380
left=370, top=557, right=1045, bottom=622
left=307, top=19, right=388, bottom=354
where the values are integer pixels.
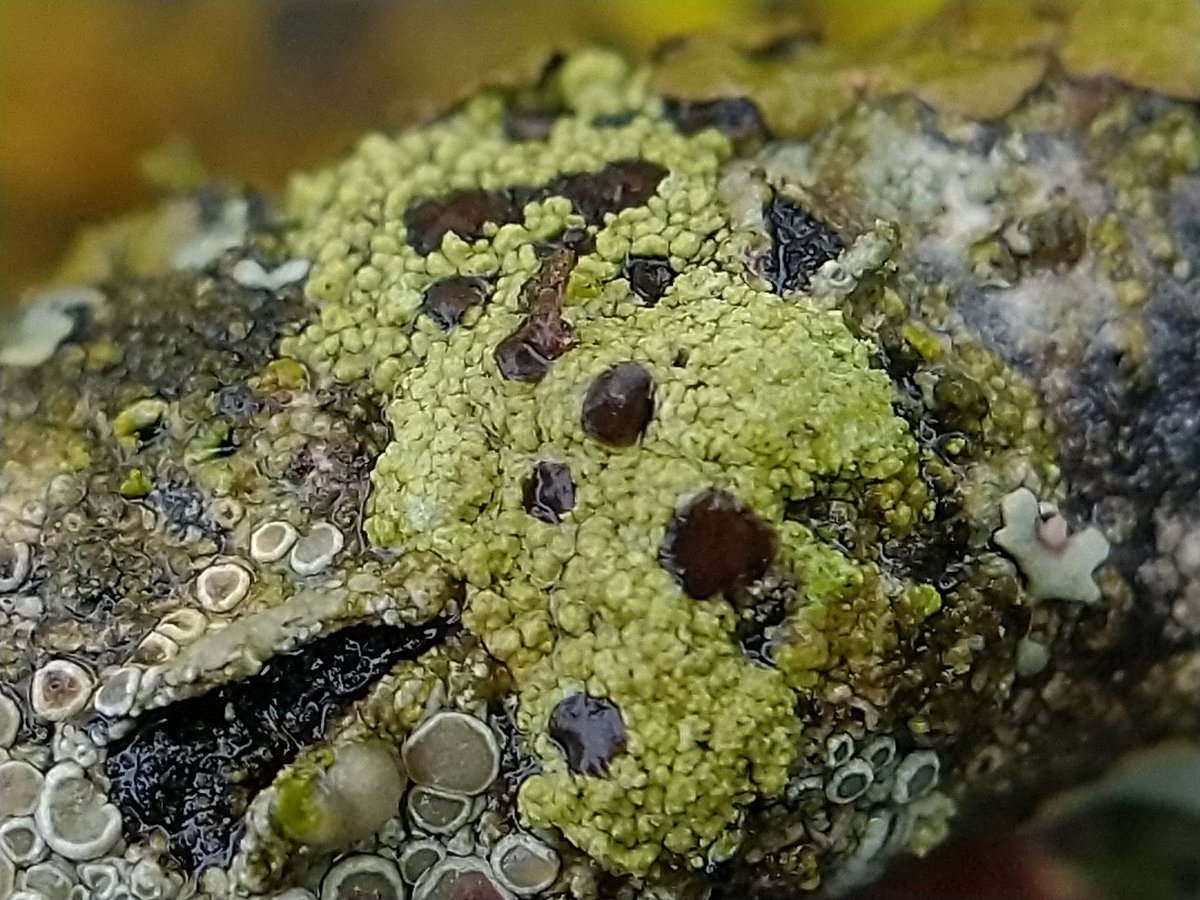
left=0, top=0, right=831, bottom=303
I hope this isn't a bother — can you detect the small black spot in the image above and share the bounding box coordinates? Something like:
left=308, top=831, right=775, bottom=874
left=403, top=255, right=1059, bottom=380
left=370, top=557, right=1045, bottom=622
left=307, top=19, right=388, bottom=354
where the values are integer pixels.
left=523, top=461, right=576, bottom=524
left=0, top=546, right=22, bottom=584
left=420, top=275, right=491, bottom=330
left=149, top=473, right=217, bottom=540
left=504, top=108, right=559, bottom=142
left=663, top=96, right=770, bottom=150
left=623, top=256, right=677, bottom=305
left=406, top=188, right=529, bottom=254
left=214, top=383, right=260, bottom=423
left=734, top=577, right=791, bottom=665
left=494, top=248, right=578, bottom=382
left=493, top=334, right=556, bottom=382
left=548, top=159, right=668, bottom=225
left=661, top=489, right=775, bottom=600
left=931, top=368, right=989, bottom=434
left=61, top=302, right=97, bottom=345
left=548, top=692, right=626, bottom=776
left=581, top=361, right=655, bottom=447
left=537, top=226, right=596, bottom=258
left=591, top=111, right=636, bottom=128
left=762, top=195, right=843, bottom=294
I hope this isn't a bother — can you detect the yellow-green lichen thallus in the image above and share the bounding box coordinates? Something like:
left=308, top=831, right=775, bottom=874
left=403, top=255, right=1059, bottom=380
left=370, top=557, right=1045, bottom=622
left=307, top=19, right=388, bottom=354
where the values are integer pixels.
left=282, top=50, right=947, bottom=875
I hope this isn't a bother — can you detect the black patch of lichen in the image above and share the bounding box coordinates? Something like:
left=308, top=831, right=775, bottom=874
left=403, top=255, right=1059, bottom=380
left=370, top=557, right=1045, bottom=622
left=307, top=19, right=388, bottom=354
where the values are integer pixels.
left=548, top=692, right=627, bottom=777
left=663, top=96, right=770, bottom=151
left=581, top=360, right=656, bottom=447
left=661, top=488, right=774, bottom=600
left=407, top=188, right=531, bottom=255
left=420, top=275, right=491, bottom=330
left=406, top=161, right=666, bottom=255
left=761, top=195, right=844, bottom=293
left=522, top=461, right=575, bottom=524
left=623, top=255, right=677, bottom=305
left=106, top=618, right=455, bottom=872
left=549, top=159, right=667, bottom=225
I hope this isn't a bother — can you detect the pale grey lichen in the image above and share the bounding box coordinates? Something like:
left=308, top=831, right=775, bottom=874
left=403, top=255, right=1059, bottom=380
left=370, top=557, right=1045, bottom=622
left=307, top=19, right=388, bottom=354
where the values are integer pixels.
left=34, top=762, right=123, bottom=861
left=272, top=739, right=407, bottom=850
left=250, top=520, right=299, bottom=563
left=0, top=692, right=20, bottom=747
left=0, top=816, right=47, bottom=866
left=0, top=287, right=104, bottom=368
left=92, top=667, right=141, bottom=719
left=0, top=540, right=32, bottom=592
left=399, top=839, right=446, bottom=885
left=406, top=785, right=475, bottom=835
left=30, top=659, right=94, bottom=722
left=402, top=712, right=500, bottom=797
left=231, top=257, right=311, bottom=292
left=321, top=853, right=406, bottom=900
left=289, top=522, right=345, bottom=577
left=994, top=487, right=1110, bottom=605
left=195, top=561, right=252, bottom=613
left=489, top=832, right=561, bottom=896
left=0, top=759, right=44, bottom=818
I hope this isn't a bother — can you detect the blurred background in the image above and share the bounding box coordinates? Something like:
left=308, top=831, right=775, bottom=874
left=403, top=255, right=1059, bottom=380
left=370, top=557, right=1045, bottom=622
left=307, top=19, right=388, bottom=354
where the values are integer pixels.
left=0, top=0, right=865, bottom=303
left=3, top=2, right=1200, bottom=897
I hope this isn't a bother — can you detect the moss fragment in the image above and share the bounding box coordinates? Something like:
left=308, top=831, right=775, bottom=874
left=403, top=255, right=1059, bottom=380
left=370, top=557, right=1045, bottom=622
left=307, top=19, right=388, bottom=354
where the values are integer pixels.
left=119, top=468, right=153, bottom=499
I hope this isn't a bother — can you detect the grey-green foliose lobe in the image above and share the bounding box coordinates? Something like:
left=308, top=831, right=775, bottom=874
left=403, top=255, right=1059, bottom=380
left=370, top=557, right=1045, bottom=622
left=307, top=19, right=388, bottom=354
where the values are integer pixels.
left=1, top=43, right=1199, bottom=900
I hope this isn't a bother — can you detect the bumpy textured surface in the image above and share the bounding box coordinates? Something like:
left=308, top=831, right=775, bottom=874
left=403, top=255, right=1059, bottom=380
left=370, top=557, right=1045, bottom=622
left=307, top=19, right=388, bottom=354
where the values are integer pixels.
left=2, top=29, right=1200, bottom=900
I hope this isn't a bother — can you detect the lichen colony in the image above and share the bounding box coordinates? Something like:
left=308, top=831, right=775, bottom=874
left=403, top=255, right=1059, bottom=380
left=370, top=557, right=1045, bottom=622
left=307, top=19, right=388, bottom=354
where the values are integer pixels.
left=3, top=13, right=1200, bottom=899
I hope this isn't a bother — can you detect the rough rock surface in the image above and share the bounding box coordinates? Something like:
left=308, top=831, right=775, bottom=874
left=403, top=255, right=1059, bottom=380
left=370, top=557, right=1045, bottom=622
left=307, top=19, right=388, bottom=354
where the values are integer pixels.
left=2, top=22, right=1200, bottom=900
